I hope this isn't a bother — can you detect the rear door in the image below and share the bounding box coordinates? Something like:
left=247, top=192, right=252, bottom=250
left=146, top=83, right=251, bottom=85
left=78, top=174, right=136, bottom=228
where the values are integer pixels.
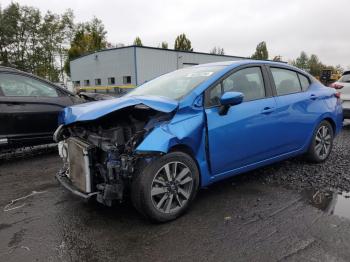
left=266, top=66, right=321, bottom=153
left=0, top=72, right=75, bottom=147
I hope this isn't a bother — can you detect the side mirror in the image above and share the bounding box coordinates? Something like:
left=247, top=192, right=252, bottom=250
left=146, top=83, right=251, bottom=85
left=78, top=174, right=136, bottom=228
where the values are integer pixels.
left=219, top=91, right=244, bottom=115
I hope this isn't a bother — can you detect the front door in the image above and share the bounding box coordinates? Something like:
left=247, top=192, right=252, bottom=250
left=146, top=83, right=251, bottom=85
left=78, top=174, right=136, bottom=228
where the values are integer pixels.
left=205, top=66, right=279, bottom=176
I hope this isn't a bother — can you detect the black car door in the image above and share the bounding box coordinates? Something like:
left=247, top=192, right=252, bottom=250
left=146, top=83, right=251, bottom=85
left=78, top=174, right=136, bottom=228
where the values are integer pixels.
left=0, top=71, right=76, bottom=148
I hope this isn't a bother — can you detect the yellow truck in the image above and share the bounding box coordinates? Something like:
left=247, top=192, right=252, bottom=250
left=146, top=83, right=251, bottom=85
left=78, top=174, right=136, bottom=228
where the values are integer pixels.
left=318, top=69, right=342, bottom=85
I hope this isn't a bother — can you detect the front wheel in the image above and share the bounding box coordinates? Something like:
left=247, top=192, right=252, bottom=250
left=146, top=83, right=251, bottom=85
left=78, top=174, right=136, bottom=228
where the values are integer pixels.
left=131, top=151, right=200, bottom=222
left=306, top=120, right=334, bottom=163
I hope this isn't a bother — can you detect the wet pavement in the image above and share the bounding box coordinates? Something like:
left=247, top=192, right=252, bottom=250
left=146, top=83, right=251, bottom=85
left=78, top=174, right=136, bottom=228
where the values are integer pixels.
left=303, top=190, right=350, bottom=219
left=1, top=123, right=350, bottom=261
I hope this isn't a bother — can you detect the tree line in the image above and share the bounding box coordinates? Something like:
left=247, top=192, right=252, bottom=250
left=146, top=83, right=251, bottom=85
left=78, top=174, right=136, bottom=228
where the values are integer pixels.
left=249, top=41, right=344, bottom=75
left=0, top=2, right=197, bottom=80
left=0, top=2, right=344, bottom=82
left=0, top=3, right=74, bottom=81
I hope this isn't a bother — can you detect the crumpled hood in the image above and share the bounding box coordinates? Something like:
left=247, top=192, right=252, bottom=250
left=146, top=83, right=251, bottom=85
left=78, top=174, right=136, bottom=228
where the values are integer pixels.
left=59, top=95, right=178, bottom=125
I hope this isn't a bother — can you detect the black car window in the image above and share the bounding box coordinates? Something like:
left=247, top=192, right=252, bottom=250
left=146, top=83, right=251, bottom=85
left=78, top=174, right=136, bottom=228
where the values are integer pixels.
left=0, top=73, right=58, bottom=97
left=207, top=67, right=265, bottom=106
left=298, top=74, right=310, bottom=91
left=271, top=68, right=302, bottom=96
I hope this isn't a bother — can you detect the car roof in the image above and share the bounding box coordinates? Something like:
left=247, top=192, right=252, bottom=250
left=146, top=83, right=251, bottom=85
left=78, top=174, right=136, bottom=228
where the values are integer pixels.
left=195, top=59, right=288, bottom=67
left=0, top=66, right=23, bottom=73
left=194, top=59, right=311, bottom=77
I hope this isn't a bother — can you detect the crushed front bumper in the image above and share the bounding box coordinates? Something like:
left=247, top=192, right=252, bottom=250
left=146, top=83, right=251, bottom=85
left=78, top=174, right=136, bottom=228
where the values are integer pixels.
left=56, top=169, right=98, bottom=200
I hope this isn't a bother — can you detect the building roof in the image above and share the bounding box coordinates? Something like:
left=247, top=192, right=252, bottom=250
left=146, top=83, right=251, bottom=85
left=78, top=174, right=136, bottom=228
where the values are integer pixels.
left=71, top=45, right=249, bottom=62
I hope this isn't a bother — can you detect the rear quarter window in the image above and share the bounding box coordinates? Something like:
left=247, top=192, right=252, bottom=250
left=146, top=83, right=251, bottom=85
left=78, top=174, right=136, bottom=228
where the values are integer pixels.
left=298, top=74, right=310, bottom=91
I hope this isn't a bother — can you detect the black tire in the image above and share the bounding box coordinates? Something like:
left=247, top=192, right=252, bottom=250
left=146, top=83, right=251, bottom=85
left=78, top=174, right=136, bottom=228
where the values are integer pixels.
left=131, top=151, right=200, bottom=222
left=306, top=120, right=334, bottom=163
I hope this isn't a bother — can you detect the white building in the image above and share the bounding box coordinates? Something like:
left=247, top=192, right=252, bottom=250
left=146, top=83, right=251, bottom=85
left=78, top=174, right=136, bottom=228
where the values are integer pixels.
left=70, top=45, right=249, bottom=88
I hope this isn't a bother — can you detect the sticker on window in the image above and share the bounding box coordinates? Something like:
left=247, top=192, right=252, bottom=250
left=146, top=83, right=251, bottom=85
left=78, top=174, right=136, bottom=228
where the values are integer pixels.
left=186, top=72, right=214, bottom=77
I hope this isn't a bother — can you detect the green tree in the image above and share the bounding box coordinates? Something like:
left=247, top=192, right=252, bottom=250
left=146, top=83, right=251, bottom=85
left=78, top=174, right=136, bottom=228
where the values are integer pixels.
left=0, top=3, right=74, bottom=81
left=334, top=64, right=344, bottom=74
left=161, top=41, right=168, bottom=49
left=272, top=55, right=282, bottom=62
left=64, top=17, right=107, bottom=76
left=292, top=51, right=309, bottom=70
left=0, top=3, right=21, bottom=66
left=210, top=46, right=225, bottom=55
left=38, top=10, right=74, bottom=81
left=133, top=36, right=143, bottom=46
left=307, top=54, right=323, bottom=76
left=174, top=33, right=193, bottom=51
left=251, top=41, right=268, bottom=60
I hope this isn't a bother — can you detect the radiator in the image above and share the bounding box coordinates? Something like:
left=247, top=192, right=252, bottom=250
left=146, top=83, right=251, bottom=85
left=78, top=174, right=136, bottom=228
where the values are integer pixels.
left=67, top=137, right=94, bottom=193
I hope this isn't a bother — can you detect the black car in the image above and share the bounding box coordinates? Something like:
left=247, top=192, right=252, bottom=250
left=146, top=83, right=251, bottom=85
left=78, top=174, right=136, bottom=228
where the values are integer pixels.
left=0, top=66, right=84, bottom=150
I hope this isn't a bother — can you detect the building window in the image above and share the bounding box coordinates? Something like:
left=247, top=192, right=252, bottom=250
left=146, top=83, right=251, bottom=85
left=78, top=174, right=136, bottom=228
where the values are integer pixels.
left=108, top=77, right=115, bottom=85
left=123, top=76, right=131, bottom=84
left=73, top=81, right=80, bottom=87
left=95, top=78, right=101, bottom=85
left=84, top=80, right=90, bottom=86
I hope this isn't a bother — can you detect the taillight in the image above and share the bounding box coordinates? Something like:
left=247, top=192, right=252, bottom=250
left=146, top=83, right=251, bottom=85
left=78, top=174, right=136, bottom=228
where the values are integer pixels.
left=330, top=83, right=344, bottom=89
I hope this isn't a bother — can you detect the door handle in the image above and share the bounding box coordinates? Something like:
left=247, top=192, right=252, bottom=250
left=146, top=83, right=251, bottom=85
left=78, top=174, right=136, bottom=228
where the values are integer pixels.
left=261, top=107, right=275, bottom=114
left=310, top=94, right=318, bottom=100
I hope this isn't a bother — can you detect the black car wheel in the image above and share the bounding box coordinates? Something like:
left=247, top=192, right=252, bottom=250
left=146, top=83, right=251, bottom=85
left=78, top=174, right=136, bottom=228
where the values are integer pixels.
left=131, top=151, right=200, bottom=222
left=306, top=120, right=334, bottom=162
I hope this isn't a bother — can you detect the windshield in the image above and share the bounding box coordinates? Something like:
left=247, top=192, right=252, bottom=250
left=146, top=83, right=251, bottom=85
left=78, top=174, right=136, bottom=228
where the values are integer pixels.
left=126, top=66, right=224, bottom=100
left=338, top=74, right=350, bottom=83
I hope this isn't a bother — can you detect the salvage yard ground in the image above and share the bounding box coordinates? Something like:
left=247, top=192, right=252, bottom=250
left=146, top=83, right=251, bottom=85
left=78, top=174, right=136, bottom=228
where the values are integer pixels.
left=0, top=122, right=350, bottom=262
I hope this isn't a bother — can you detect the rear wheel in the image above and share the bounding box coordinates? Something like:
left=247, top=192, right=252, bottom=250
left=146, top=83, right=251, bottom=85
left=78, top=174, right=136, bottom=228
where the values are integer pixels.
left=131, top=151, right=199, bottom=222
left=306, top=120, right=334, bottom=162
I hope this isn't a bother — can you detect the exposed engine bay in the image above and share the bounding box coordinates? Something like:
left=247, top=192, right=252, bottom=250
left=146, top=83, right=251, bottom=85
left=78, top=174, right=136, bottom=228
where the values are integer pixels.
left=55, top=104, right=172, bottom=206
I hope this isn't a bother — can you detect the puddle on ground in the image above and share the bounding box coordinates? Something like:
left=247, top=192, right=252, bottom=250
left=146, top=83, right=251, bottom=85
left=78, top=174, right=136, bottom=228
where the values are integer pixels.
left=302, top=190, right=350, bottom=219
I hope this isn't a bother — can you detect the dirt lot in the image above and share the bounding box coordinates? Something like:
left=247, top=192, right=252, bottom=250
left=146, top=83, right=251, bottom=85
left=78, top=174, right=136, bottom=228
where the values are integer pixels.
left=1, top=123, right=350, bottom=262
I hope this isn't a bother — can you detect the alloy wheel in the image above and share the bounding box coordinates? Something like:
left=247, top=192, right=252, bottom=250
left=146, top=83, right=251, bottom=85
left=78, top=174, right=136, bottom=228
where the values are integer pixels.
left=315, top=125, right=332, bottom=160
left=151, top=161, right=194, bottom=214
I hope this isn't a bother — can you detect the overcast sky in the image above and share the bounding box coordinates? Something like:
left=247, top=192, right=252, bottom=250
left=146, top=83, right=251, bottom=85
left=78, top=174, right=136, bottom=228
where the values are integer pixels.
left=2, top=0, right=349, bottom=68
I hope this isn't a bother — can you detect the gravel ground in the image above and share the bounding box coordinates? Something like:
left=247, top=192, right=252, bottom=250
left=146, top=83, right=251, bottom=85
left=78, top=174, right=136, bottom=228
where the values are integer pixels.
left=235, top=122, right=350, bottom=194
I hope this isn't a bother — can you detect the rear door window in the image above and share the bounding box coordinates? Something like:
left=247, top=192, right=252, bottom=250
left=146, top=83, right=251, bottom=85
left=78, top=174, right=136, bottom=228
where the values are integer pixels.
left=0, top=73, right=58, bottom=97
left=271, top=68, right=302, bottom=96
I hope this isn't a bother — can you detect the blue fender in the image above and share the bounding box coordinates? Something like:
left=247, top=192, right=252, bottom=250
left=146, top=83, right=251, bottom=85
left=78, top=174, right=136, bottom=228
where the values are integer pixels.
left=136, top=107, right=213, bottom=186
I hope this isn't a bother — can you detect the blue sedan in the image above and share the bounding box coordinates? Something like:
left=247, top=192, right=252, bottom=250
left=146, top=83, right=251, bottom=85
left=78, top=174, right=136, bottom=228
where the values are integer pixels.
left=55, top=60, right=343, bottom=222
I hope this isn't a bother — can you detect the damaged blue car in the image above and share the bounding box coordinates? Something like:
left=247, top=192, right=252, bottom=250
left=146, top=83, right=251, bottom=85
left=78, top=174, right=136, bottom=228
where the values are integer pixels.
left=55, top=60, right=343, bottom=222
